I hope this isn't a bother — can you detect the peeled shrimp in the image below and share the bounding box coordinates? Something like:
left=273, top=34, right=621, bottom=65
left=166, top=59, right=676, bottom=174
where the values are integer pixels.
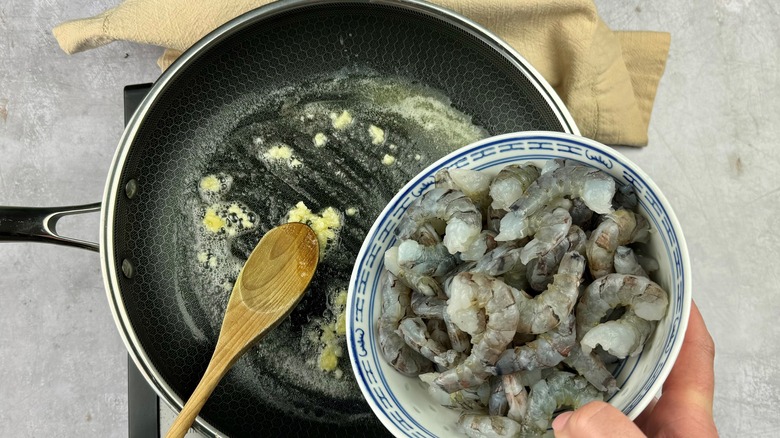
left=586, top=209, right=650, bottom=278
left=436, top=168, right=493, bottom=208
left=502, top=372, right=529, bottom=422
left=613, top=246, right=649, bottom=277
left=421, top=373, right=489, bottom=411
left=508, top=164, right=616, bottom=220
left=473, top=242, right=524, bottom=277
left=487, top=205, right=507, bottom=234
left=489, top=377, right=509, bottom=417
left=461, top=230, right=498, bottom=262
left=563, top=344, right=618, bottom=394
left=494, top=314, right=576, bottom=375
left=540, top=159, right=564, bottom=175
left=576, top=274, right=668, bottom=341
left=435, top=273, right=519, bottom=392
left=398, top=317, right=462, bottom=368
left=495, top=198, right=572, bottom=243
left=580, top=310, right=656, bottom=358
left=410, top=291, right=447, bottom=319
left=444, top=309, right=472, bottom=354
left=378, top=273, right=433, bottom=376
left=521, top=371, right=603, bottom=437
left=385, top=246, right=442, bottom=297
left=526, top=226, right=587, bottom=292
left=489, top=164, right=541, bottom=211
left=514, top=252, right=586, bottom=334
left=427, top=319, right=452, bottom=350
left=397, top=187, right=482, bottom=254
left=517, top=208, right=574, bottom=264
left=613, top=183, right=639, bottom=210
left=457, top=414, right=523, bottom=438
left=397, top=240, right=458, bottom=277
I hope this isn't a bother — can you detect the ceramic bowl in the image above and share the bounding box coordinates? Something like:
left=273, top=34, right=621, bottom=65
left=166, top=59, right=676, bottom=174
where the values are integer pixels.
left=347, top=131, right=691, bottom=437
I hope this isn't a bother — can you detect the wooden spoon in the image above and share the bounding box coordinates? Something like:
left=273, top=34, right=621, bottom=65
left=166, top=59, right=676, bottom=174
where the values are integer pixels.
left=165, top=222, right=319, bottom=438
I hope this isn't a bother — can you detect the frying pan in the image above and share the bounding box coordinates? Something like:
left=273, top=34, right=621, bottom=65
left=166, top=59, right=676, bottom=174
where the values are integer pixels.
left=0, top=0, right=578, bottom=436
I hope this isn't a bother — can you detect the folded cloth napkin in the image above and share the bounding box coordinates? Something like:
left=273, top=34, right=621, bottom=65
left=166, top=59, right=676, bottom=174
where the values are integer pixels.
left=52, top=0, right=670, bottom=146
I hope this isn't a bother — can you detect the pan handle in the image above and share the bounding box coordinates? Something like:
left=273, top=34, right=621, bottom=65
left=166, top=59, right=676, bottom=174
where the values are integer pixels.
left=0, top=203, right=101, bottom=252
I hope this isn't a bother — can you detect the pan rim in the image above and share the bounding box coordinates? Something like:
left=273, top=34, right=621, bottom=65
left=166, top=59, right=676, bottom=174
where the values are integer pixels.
left=100, top=0, right=579, bottom=436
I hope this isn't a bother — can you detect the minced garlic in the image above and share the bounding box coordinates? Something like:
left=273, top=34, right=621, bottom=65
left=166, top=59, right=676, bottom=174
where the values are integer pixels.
left=330, top=110, right=353, bottom=130
left=369, top=124, right=385, bottom=145
left=286, top=201, right=342, bottom=254
left=313, top=132, right=328, bottom=148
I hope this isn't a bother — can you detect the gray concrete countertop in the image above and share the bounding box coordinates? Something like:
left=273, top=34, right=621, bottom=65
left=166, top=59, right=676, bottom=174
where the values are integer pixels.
left=0, top=0, right=776, bottom=436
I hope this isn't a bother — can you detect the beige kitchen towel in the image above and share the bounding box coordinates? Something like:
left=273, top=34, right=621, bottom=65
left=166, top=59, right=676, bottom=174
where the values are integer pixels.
left=52, top=0, right=670, bottom=146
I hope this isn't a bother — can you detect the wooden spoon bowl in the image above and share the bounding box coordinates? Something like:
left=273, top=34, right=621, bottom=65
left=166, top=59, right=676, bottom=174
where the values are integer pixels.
left=166, top=222, right=319, bottom=438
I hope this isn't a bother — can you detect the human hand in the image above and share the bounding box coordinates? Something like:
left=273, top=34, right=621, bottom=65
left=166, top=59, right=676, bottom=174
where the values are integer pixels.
left=552, top=301, right=718, bottom=437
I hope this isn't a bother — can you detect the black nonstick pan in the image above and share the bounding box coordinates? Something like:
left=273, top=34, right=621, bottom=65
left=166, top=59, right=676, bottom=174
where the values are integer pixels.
left=0, top=0, right=577, bottom=436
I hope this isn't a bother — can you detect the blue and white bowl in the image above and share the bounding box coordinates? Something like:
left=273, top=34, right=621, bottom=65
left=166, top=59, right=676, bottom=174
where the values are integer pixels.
left=347, top=131, right=691, bottom=437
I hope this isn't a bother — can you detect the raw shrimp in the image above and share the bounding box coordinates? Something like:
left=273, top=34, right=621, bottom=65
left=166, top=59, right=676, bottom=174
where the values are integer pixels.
left=569, top=197, right=595, bottom=229
left=378, top=273, right=433, bottom=376
left=540, top=159, right=564, bottom=175
left=494, top=314, right=576, bottom=375
left=514, top=252, right=586, bottom=334
left=489, top=163, right=541, bottom=211
left=410, top=291, right=447, bottom=319
left=461, top=230, right=498, bottom=262
left=517, top=208, right=574, bottom=264
left=421, top=373, right=489, bottom=411
left=487, top=205, right=507, bottom=234
left=444, top=309, right=472, bottom=354
left=435, top=273, right=519, bottom=392
left=563, top=344, right=618, bottom=394
left=457, top=414, right=523, bottom=438
left=526, top=226, right=587, bottom=292
left=489, top=377, right=509, bottom=417
left=508, top=164, right=616, bottom=220
left=580, top=310, right=656, bottom=358
left=406, top=222, right=442, bottom=246
left=398, top=317, right=462, bottom=368
left=436, top=168, right=493, bottom=208
left=577, top=274, right=669, bottom=357
left=397, top=187, right=482, bottom=254
left=586, top=209, right=650, bottom=278
left=398, top=240, right=459, bottom=277
left=502, top=372, right=529, bottom=422
left=473, top=242, right=524, bottom=277
left=427, top=319, right=453, bottom=349
left=576, top=274, right=668, bottom=341
left=520, top=371, right=603, bottom=437
left=613, top=246, right=649, bottom=277
left=613, top=183, right=639, bottom=210
left=385, top=246, right=443, bottom=296
left=495, top=198, right=572, bottom=243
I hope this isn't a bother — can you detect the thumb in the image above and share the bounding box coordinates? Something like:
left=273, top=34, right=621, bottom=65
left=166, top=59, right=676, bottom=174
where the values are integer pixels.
left=552, top=401, right=645, bottom=438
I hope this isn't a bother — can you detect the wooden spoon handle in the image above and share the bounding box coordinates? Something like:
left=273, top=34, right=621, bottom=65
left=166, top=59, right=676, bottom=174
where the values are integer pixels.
left=165, top=348, right=233, bottom=438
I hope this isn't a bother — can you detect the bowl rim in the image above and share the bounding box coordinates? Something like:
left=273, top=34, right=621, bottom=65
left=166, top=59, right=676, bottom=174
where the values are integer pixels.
left=347, top=131, right=692, bottom=437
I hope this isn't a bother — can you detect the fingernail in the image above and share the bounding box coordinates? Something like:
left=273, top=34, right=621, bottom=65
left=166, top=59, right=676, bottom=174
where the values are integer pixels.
left=552, top=411, right=573, bottom=431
